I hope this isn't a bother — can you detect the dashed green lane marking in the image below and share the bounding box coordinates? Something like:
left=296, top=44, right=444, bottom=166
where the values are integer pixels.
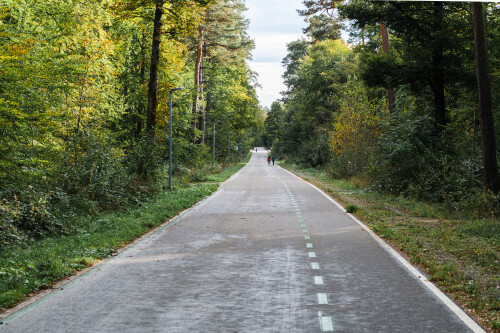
left=314, top=276, right=324, bottom=285
left=275, top=168, right=334, bottom=333
left=320, top=316, right=334, bottom=332
left=317, top=293, right=329, bottom=305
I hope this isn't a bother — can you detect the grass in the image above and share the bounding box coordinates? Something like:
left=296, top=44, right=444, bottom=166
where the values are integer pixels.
left=0, top=159, right=248, bottom=312
left=280, top=161, right=500, bottom=333
left=204, top=154, right=251, bottom=183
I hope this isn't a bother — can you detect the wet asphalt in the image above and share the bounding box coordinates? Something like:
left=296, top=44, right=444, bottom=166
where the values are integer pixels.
left=0, top=151, right=479, bottom=332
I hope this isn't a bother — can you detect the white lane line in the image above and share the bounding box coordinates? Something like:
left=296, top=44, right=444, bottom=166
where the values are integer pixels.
left=300, top=224, right=307, bottom=228
left=314, top=276, right=324, bottom=285
left=303, top=229, right=308, bottom=233
left=304, top=236, right=310, bottom=240
left=309, top=252, right=316, bottom=258
left=279, top=166, right=486, bottom=333
left=319, top=316, right=334, bottom=332
left=306, top=243, right=313, bottom=248
left=317, top=293, right=329, bottom=305
left=311, top=262, right=320, bottom=270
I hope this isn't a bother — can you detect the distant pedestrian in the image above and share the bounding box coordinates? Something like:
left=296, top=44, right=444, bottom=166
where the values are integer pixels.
left=267, top=156, right=271, bottom=165
left=271, top=155, right=275, bottom=165
left=255, top=148, right=257, bottom=152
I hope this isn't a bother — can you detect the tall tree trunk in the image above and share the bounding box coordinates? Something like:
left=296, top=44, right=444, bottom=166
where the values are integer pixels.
left=198, top=53, right=205, bottom=144
left=192, top=30, right=203, bottom=143
left=137, top=32, right=147, bottom=135
left=431, top=2, right=446, bottom=128
left=472, top=3, right=500, bottom=193
left=146, top=1, right=164, bottom=137
left=380, top=22, right=395, bottom=114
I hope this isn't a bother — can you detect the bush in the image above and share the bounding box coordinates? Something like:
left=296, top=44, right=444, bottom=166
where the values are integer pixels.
left=172, top=137, right=210, bottom=169
left=328, top=80, right=383, bottom=178
left=0, top=185, right=66, bottom=246
left=452, top=191, right=500, bottom=218
left=346, top=204, right=358, bottom=213
left=298, top=130, right=332, bottom=167
left=58, top=132, right=131, bottom=212
left=371, top=89, right=442, bottom=198
left=369, top=86, right=493, bottom=216
left=126, top=135, right=165, bottom=182
left=0, top=201, right=23, bottom=247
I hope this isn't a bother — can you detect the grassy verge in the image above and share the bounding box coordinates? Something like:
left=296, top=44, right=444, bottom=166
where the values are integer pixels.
left=280, top=161, right=499, bottom=332
left=0, top=159, right=249, bottom=312
left=205, top=155, right=250, bottom=183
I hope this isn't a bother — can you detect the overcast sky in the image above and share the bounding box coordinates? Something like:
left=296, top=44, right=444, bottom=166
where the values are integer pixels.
left=245, top=0, right=307, bottom=109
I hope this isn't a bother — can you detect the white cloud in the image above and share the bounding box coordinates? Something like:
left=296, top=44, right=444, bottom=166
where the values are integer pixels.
left=245, top=0, right=306, bottom=108
left=248, top=62, right=286, bottom=108
left=252, top=33, right=303, bottom=62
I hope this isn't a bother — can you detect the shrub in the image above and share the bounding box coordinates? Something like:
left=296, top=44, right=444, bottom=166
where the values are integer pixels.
left=346, top=204, right=358, bottom=213
left=58, top=132, right=130, bottom=212
left=371, top=89, right=441, bottom=198
left=329, top=80, right=383, bottom=178
left=126, top=135, right=165, bottom=182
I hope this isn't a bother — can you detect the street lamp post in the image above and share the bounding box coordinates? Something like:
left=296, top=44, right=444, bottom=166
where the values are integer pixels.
left=169, top=88, right=182, bottom=190
left=212, top=122, right=216, bottom=169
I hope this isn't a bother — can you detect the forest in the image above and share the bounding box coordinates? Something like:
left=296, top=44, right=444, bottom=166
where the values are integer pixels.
left=0, top=0, right=262, bottom=248
left=1, top=0, right=499, bottom=328
left=258, top=1, right=500, bottom=217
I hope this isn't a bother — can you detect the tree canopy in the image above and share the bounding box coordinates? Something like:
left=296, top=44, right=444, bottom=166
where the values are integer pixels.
left=0, top=0, right=262, bottom=247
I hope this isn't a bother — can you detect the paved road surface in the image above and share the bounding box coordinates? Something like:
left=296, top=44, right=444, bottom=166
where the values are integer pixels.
left=1, top=151, right=481, bottom=332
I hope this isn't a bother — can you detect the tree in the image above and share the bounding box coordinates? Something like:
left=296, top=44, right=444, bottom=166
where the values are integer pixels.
left=302, top=14, right=342, bottom=42
left=471, top=3, right=500, bottom=193
left=282, top=39, right=309, bottom=97
left=299, top=0, right=394, bottom=114
left=338, top=1, right=476, bottom=128
left=118, top=0, right=210, bottom=137
left=330, top=79, right=382, bottom=176
left=379, top=22, right=395, bottom=114
left=279, top=40, right=356, bottom=166
left=146, top=1, right=165, bottom=136
left=189, top=0, right=253, bottom=144
left=264, top=102, right=285, bottom=148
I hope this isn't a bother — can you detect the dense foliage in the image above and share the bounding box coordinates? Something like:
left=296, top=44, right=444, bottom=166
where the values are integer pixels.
left=261, top=0, right=500, bottom=216
left=0, top=0, right=262, bottom=248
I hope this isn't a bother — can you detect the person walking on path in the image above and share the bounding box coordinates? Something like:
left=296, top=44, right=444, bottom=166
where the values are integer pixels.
left=267, top=156, right=271, bottom=165
left=271, top=155, right=275, bottom=165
